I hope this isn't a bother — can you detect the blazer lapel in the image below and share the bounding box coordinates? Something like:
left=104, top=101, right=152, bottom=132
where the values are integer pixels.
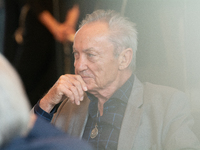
left=52, top=93, right=90, bottom=138
left=118, top=76, right=144, bottom=149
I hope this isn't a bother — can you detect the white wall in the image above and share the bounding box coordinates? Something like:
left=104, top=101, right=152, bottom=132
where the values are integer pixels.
left=124, top=0, right=200, bottom=113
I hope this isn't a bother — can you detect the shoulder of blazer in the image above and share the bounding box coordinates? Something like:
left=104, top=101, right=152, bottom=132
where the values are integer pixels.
left=143, top=82, right=185, bottom=100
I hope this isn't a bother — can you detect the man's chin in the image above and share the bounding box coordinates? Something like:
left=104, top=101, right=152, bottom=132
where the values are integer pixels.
left=82, top=77, right=92, bottom=83
left=83, top=82, right=94, bottom=91
left=81, top=77, right=95, bottom=90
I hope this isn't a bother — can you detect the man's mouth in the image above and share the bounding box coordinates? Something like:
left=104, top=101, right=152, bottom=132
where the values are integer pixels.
left=81, top=76, right=91, bottom=79
left=78, top=73, right=92, bottom=80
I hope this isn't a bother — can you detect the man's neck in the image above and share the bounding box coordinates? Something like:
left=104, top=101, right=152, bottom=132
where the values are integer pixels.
left=92, top=71, right=133, bottom=116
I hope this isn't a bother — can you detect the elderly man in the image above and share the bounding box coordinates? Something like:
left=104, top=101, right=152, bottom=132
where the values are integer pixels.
left=34, top=10, right=200, bottom=149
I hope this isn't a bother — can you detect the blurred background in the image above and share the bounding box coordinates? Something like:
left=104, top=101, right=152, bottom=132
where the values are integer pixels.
left=0, top=0, right=200, bottom=120
left=0, top=0, right=4, bottom=54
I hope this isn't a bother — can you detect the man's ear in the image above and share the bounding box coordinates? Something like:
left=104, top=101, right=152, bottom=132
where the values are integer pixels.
left=118, top=48, right=133, bottom=70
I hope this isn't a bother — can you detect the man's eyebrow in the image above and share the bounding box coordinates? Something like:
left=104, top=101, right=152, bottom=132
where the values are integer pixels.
left=72, top=47, right=76, bottom=53
left=72, top=47, right=96, bottom=53
left=84, top=48, right=96, bottom=52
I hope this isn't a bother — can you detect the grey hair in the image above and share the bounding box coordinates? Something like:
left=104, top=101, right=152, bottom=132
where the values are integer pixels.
left=0, top=54, right=31, bottom=147
left=79, top=10, right=138, bottom=71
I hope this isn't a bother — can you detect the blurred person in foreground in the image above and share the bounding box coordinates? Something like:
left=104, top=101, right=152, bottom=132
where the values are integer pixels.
left=0, top=53, right=93, bottom=150
left=34, top=10, right=200, bottom=149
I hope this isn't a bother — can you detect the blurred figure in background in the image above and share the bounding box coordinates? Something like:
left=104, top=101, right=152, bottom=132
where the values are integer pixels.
left=0, top=53, right=93, bottom=150
left=3, top=0, right=79, bottom=107
left=0, top=0, right=5, bottom=53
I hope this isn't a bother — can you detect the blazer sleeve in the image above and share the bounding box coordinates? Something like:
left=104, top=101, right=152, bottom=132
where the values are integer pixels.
left=141, top=82, right=200, bottom=150
left=161, top=90, right=200, bottom=149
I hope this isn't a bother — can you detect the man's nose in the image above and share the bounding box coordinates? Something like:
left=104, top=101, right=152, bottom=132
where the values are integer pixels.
left=74, top=56, right=87, bottom=72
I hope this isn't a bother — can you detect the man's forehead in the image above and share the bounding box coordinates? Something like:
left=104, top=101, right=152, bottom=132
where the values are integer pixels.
left=76, top=21, right=109, bottom=37
left=73, top=21, right=113, bottom=52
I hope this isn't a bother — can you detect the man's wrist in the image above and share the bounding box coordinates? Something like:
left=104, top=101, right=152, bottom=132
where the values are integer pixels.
left=39, top=97, right=55, bottom=113
left=34, top=101, right=55, bottom=122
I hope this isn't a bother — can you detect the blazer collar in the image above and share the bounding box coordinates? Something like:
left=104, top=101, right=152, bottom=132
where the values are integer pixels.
left=118, top=75, right=144, bottom=149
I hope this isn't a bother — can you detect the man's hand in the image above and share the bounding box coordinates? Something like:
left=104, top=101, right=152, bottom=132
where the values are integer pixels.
left=39, top=74, right=87, bottom=113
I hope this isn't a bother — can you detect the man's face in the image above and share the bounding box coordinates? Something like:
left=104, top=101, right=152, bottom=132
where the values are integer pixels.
left=73, top=21, right=120, bottom=93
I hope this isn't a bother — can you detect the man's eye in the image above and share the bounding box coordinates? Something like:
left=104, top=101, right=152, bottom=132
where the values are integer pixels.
left=73, top=52, right=79, bottom=58
left=88, top=53, right=95, bottom=57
